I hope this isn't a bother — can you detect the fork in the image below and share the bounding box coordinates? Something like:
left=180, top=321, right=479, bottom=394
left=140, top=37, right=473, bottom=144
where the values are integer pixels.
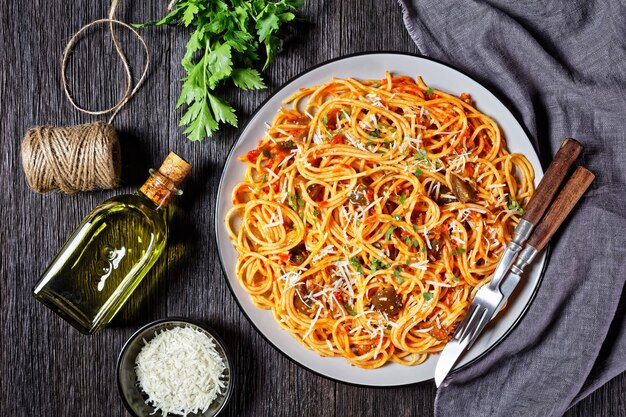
left=452, top=166, right=594, bottom=357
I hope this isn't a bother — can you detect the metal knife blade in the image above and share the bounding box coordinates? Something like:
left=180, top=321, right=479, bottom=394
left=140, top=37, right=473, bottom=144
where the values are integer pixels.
left=434, top=257, right=532, bottom=387
left=434, top=337, right=469, bottom=387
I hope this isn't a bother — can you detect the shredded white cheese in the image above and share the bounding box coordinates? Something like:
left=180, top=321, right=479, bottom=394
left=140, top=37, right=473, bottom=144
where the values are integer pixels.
left=135, top=326, right=227, bottom=417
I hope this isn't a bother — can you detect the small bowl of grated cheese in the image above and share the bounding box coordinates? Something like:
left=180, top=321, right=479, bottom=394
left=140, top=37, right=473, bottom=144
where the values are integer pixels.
left=117, top=318, right=233, bottom=417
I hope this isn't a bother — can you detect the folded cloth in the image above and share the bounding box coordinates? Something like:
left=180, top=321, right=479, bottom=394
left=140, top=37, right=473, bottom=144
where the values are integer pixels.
left=397, top=1, right=626, bottom=416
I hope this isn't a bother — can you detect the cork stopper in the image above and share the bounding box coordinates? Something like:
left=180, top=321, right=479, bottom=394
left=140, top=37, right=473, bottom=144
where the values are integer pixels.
left=140, top=152, right=192, bottom=208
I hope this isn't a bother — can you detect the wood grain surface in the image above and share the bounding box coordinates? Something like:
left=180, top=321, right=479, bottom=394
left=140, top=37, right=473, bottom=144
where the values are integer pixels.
left=0, top=1, right=624, bottom=416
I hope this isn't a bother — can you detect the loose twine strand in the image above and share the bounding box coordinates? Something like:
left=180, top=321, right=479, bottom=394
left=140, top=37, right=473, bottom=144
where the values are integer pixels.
left=22, top=0, right=149, bottom=194
left=61, top=0, right=150, bottom=123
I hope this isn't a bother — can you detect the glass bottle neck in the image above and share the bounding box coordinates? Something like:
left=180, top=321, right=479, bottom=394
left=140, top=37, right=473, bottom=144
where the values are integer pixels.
left=139, top=168, right=183, bottom=209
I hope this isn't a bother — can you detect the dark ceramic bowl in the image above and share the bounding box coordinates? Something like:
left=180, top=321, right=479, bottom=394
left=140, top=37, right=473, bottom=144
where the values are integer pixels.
left=117, top=318, right=234, bottom=417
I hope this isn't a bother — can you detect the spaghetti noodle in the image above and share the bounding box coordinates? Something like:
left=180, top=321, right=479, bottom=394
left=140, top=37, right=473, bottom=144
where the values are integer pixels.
left=225, top=72, right=534, bottom=368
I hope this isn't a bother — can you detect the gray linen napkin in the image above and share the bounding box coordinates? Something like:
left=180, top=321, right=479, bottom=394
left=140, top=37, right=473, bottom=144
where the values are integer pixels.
left=397, top=1, right=626, bottom=416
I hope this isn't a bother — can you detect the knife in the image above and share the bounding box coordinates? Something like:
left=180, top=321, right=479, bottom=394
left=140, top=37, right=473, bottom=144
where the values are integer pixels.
left=434, top=155, right=593, bottom=387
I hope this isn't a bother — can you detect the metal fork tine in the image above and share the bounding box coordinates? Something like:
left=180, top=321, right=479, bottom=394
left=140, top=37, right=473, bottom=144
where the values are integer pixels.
left=466, top=307, right=491, bottom=349
left=455, top=304, right=480, bottom=341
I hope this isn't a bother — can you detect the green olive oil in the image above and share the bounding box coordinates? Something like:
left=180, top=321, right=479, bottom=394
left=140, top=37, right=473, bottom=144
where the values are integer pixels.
left=33, top=152, right=191, bottom=334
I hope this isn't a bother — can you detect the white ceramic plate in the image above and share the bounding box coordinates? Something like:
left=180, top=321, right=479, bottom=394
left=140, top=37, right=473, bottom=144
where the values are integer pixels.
left=215, top=53, right=546, bottom=386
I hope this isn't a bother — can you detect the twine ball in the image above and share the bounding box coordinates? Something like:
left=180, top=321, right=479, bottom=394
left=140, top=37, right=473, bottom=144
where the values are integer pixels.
left=21, top=122, right=122, bottom=193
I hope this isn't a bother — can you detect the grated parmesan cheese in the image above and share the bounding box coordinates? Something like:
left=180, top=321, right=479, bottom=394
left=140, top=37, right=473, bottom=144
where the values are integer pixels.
left=135, top=326, right=227, bottom=417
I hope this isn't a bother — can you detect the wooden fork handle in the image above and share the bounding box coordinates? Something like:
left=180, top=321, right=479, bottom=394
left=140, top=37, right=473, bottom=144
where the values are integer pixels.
left=527, top=166, right=595, bottom=252
left=522, top=138, right=582, bottom=226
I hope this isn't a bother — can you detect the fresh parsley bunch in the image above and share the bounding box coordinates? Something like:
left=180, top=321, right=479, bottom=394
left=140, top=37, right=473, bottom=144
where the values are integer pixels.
left=138, top=0, right=303, bottom=141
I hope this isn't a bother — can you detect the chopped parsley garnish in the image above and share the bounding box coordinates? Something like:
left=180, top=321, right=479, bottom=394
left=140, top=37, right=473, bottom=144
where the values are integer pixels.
left=416, top=148, right=429, bottom=164
left=288, top=195, right=298, bottom=211
left=385, top=225, right=397, bottom=242
left=370, top=258, right=383, bottom=272
left=451, top=276, right=460, bottom=282
left=282, top=140, right=295, bottom=149
left=372, top=82, right=381, bottom=88
left=394, top=267, right=404, bottom=283
left=393, top=214, right=402, bottom=221
left=399, top=194, right=407, bottom=205
left=262, top=149, right=274, bottom=158
left=420, top=246, right=427, bottom=253
left=313, top=209, right=320, bottom=217
left=404, top=236, right=412, bottom=246
left=414, top=166, right=424, bottom=177
left=405, top=260, right=411, bottom=266
left=425, top=87, right=433, bottom=96
left=322, top=116, right=328, bottom=125
left=261, top=174, right=268, bottom=184
left=349, top=256, right=364, bottom=274
left=455, top=248, right=467, bottom=254
left=507, top=196, right=524, bottom=214
left=343, top=302, right=357, bottom=316
left=423, top=292, right=434, bottom=301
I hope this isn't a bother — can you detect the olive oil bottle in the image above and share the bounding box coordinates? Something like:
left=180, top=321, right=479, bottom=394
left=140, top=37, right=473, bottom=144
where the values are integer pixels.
left=33, top=152, right=191, bottom=334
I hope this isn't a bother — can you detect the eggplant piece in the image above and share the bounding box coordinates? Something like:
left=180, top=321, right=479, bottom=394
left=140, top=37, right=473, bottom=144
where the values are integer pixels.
left=289, top=243, right=309, bottom=265
left=348, top=184, right=369, bottom=205
left=371, top=287, right=403, bottom=316
left=449, top=173, right=477, bottom=203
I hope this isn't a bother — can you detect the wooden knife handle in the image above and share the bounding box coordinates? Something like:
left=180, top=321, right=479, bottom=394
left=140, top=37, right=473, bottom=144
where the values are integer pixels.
left=522, top=138, right=582, bottom=226
left=527, top=166, right=595, bottom=252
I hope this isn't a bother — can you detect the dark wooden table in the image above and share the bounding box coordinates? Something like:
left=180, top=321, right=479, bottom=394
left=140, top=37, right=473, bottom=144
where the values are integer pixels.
left=1, top=1, right=624, bottom=416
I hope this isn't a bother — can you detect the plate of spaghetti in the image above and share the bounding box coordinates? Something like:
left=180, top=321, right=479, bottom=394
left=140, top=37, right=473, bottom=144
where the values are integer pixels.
left=216, top=53, right=547, bottom=386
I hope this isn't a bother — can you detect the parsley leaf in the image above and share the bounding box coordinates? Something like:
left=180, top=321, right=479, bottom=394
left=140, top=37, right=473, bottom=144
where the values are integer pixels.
left=423, top=292, right=433, bottom=301
left=343, top=302, right=357, bottom=316
left=369, top=258, right=381, bottom=272
left=425, top=87, right=433, bottom=96
left=350, top=256, right=364, bottom=274
left=231, top=68, right=266, bottom=90
left=507, top=196, right=525, bottom=214
left=208, top=93, right=238, bottom=126
left=455, top=248, right=466, bottom=254
left=416, top=148, right=429, bottom=164
left=385, top=225, right=397, bottom=242
left=288, top=195, right=298, bottom=211
left=137, top=0, right=302, bottom=141
left=414, top=166, right=423, bottom=177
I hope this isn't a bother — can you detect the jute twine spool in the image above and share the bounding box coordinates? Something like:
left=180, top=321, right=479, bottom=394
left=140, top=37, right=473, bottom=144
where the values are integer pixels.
left=22, top=123, right=121, bottom=193
left=21, top=0, right=149, bottom=194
